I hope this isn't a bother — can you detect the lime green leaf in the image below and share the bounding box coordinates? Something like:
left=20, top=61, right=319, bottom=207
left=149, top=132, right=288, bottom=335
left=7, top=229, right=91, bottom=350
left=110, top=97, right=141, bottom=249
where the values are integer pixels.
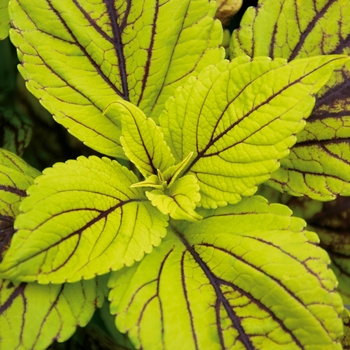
left=0, top=276, right=106, bottom=349
left=115, top=100, right=175, bottom=178
left=0, top=0, right=9, bottom=40
left=231, top=0, right=350, bottom=200
left=268, top=61, right=350, bottom=200
left=146, top=175, right=202, bottom=222
left=160, top=55, right=347, bottom=208
left=0, top=107, right=32, bottom=156
left=0, top=156, right=168, bottom=283
left=109, top=196, right=342, bottom=349
left=230, top=0, right=350, bottom=60
left=0, top=148, right=39, bottom=260
left=9, top=0, right=223, bottom=157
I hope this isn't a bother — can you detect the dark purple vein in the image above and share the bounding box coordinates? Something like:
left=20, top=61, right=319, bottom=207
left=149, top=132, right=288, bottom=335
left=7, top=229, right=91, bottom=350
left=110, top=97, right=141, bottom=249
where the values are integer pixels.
left=174, top=227, right=255, bottom=349
left=0, top=184, right=26, bottom=197
left=219, top=279, right=303, bottom=348
left=201, top=243, right=330, bottom=336
left=289, top=0, right=336, bottom=60
left=269, top=1, right=285, bottom=59
left=1, top=199, right=143, bottom=276
left=103, top=0, right=129, bottom=100
left=42, top=0, right=126, bottom=99
left=136, top=0, right=159, bottom=105
left=149, top=0, right=192, bottom=113
left=184, top=58, right=340, bottom=174
left=0, top=282, right=26, bottom=315
left=32, top=284, right=64, bottom=346
left=181, top=250, right=199, bottom=350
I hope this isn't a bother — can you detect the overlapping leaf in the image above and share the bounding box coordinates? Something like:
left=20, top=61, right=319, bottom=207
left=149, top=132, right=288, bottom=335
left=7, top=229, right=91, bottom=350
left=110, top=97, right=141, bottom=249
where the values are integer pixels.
left=117, top=100, right=174, bottom=178
left=109, top=196, right=342, bottom=349
left=160, top=55, right=347, bottom=208
left=9, top=0, right=223, bottom=157
left=303, top=197, right=350, bottom=305
left=0, top=276, right=107, bottom=349
left=0, top=156, right=168, bottom=283
left=0, top=148, right=39, bottom=259
left=231, top=0, right=350, bottom=200
left=0, top=0, right=9, bottom=39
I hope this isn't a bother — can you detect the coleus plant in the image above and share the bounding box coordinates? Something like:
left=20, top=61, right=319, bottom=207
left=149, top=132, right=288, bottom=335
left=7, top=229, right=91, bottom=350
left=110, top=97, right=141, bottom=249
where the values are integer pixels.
left=1, top=0, right=350, bottom=349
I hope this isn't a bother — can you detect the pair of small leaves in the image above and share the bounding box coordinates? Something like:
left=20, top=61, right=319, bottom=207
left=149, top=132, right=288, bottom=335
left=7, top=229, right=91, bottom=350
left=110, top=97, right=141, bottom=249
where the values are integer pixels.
left=231, top=0, right=350, bottom=200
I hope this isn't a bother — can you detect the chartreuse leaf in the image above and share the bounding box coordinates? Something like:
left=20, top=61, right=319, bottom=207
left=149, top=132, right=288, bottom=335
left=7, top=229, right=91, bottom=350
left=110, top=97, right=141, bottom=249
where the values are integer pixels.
left=0, top=156, right=168, bottom=283
left=146, top=175, right=202, bottom=222
left=268, top=62, right=350, bottom=200
left=230, top=0, right=350, bottom=60
left=8, top=0, right=223, bottom=157
left=0, top=148, right=39, bottom=259
left=160, top=55, right=347, bottom=208
left=115, top=100, right=175, bottom=178
left=0, top=276, right=107, bottom=349
left=231, top=0, right=350, bottom=200
left=0, top=0, right=9, bottom=39
left=109, top=196, right=342, bottom=349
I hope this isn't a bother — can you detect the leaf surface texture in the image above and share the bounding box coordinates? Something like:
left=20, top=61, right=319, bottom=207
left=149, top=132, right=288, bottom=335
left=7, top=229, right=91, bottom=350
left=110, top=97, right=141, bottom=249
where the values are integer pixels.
left=109, top=196, right=343, bottom=349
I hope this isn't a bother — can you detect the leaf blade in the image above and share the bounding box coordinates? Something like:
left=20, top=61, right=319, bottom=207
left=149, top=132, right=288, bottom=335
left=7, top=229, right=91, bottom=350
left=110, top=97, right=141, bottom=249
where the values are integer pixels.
left=160, top=55, right=348, bottom=208
left=117, top=100, right=175, bottom=178
left=109, top=196, right=342, bottom=349
left=0, top=156, right=168, bottom=283
left=9, top=0, right=223, bottom=156
left=231, top=0, right=350, bottom=200
left=0, top=277, right=107, bottom=349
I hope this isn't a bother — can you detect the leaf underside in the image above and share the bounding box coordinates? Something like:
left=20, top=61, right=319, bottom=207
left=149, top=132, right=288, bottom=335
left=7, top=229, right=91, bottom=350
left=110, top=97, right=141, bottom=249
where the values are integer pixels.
left=9, top=0, right=223, bottom=157
left=160, top=55, right=347, bottom=208
left=0, top=156, right=168, bottom=283
left=109, top=196, right=342, bottom=350
left=231, top=0, right=350, bottom=200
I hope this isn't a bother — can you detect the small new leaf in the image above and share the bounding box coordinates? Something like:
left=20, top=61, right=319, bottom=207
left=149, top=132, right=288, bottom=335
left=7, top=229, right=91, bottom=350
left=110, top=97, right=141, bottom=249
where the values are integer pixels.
left=117, top=100, right=175, bottom=178
left=146, top=175, right=202, bottom=222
